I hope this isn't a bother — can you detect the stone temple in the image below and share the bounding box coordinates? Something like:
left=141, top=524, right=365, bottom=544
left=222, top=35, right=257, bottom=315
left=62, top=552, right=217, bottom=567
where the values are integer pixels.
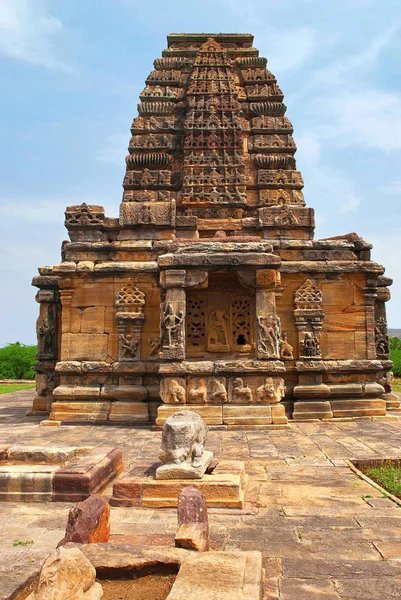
left=31, top=33, right=397, bottom=427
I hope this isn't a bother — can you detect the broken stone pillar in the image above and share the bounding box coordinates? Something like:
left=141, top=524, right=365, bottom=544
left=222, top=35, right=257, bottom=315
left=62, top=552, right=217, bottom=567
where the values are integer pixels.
left=27, top=546, right=103, bottom=600
left=58, top=495, right=110, bottom=547
left=156, top=410, right=213, bottom=479
left=175, top=487, right=209, bottom=551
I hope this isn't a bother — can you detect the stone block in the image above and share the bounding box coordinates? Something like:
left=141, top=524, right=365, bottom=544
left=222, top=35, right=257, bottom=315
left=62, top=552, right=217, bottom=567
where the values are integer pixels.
left=364, top=382, right=385, bottom=397
left=330, top=398, right=386, bottom=417
left=156, top=405, right=223, bottom=426
left=175, top=487, right=209, bottom=552
left=271, top=403, right=288, bottom=424
left=293, top=401, right=334, bottom=420
left=293, top=383, right=331, bottom=399
left=49, top=401, right=111, bottom=421
left=62, top=333, right=108, bottom=361
left=58, top=495, right=110, bottom=546
left=167, top=551, right=263, bottom=600
left=328, top=383, right=363, bottom=397
left=0, top=465, right=57, bottom=502
left=109, top=401, right=149, bottom=422
left=26, top=547, right=102, bottom=600
left=81, top=307, right=105, bottom=334
left=223, top=405, right=272, bottom=425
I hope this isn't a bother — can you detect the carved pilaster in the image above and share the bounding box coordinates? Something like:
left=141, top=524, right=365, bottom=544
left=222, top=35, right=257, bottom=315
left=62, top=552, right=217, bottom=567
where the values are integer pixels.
left=160, top=270, right=186, bottom=360
left=255, top=269, right=281, bottom=359
left=363, top=276, right=378, bottom=360
left=115, top=280, right=146, bottom=361
left=294, top=279, right=324, bottom=359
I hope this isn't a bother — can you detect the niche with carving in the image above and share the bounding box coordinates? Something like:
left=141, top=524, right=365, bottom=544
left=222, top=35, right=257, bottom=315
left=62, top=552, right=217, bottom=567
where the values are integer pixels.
left=186, top=273, right=255, bottom=357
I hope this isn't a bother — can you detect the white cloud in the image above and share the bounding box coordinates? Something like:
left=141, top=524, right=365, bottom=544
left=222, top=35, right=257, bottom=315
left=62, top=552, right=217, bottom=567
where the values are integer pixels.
left=319, top=89, right=401, bottom=152
left=312, top=27, right=397, bottom=86
left=0, top=0, right=70, bottom=70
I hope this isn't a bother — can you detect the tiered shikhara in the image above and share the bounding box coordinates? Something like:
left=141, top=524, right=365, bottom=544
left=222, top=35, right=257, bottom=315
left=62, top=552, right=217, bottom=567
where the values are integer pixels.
left=32, top=34, right=397, bottom=426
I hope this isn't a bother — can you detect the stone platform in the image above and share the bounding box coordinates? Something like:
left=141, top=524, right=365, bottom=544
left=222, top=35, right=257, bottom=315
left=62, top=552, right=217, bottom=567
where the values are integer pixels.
left=0, top=444, right=123, bottom=502
left=110, top=460, right=247, bottom=508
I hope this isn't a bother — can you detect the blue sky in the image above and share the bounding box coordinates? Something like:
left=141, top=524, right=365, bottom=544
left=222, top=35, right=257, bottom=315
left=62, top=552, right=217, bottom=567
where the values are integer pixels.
left=0, top=0, right=400, bottom=345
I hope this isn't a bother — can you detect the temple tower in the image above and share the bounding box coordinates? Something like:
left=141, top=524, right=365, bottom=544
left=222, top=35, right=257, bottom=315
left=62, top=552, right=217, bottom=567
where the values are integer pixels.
left=32, top=34, right=396, bottom=426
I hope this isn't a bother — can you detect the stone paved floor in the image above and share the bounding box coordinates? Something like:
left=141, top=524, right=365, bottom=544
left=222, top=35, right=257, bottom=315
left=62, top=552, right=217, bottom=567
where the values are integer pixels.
left=2, top=390, right=401, bottom=599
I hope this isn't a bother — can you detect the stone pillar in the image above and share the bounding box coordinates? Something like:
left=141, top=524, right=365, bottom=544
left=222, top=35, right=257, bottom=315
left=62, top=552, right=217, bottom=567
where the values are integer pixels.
left=160, top=270, right=186, bottom=360
left=255, top=269, right=281, bottom=359
left=363, top=276, right=378, bottom=360
left=33, top=285, right=61, bottom=414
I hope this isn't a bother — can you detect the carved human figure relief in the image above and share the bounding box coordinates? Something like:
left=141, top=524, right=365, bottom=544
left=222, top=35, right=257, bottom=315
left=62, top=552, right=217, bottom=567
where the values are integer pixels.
left=211, top=378, right=228, bottom=404
left=300, top=332, right=320, bottom=358
left=233, top=377, right=253, bottom=403
left=188, top=379, right=207, bottom=404
left=119, top=333, right=140, bottom=360
left=37, top=316, right=55, bottom=356
left=280, top=332, right=294, bottom=360
left=207, top=309, right=230, bottom=352
left=257, top=315, right=279, bottom=358
left=148, top=337, right=162, bottom=358
left=162, top=303, right=184, bottom=349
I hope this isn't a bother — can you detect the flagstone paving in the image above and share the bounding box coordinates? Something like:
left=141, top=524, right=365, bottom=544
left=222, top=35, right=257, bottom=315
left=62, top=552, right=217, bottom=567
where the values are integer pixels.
left=2, top=390, right=401, bottom=599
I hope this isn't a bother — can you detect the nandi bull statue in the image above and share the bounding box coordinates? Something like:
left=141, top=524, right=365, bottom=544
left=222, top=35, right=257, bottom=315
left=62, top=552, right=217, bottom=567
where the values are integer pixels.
left=156, top=410, right=213, bottom=480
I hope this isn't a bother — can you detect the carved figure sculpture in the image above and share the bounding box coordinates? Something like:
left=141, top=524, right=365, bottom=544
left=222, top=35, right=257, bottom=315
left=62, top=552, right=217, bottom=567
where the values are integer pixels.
left=256, top=377, right=275, bottom=403
left=37, top=317, right=55, bottom=356
left=119, top=333, right=140, bottom=359
left=280, top=333, right=294, bottom=360
left=211, top=379, right=228, bottom=403
left=164, top=379, right=186, bottom=404
left=188, top=379, right=207, bottom=403
left=300, top=332, right=320, bottom=358
left=156, top=410, right=213, bottom=479
left=257, top=315, right=279, bottom=357
left=233, top=377, right=253, bottom=403
left=207, top=309, right=230, bottom=352
left=162, top=303, right=184, bottom=349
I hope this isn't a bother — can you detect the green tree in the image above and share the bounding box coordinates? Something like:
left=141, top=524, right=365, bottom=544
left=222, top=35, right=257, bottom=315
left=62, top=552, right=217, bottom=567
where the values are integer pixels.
left=0, top=343, right=37, bottom=379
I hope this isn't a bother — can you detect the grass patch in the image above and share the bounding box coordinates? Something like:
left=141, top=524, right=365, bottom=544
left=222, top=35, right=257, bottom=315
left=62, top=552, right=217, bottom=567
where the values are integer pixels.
left=392, top=378, right=401, bottom=393
left=364, top=464, right=401, bottom=499
left=0, top=384, right=35, bottom=395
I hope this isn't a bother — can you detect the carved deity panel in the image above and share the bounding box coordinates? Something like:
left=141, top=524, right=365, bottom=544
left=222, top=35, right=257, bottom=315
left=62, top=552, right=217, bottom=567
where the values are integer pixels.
left=186, top=275, right=255, bottom=357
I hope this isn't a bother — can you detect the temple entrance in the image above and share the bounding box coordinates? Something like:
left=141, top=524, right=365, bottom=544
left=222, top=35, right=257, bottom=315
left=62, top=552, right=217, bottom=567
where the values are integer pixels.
left=186, top=273, right=255, bottom=357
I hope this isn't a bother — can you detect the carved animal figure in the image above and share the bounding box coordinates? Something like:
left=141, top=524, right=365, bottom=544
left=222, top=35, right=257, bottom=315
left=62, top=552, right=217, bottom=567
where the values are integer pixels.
left=233, top=377, right=253, bottom=403
left=188, top=379, right=207, bottom=403
left=280, top=333, right=294, bottom=360
left=159, top=410, right=208, bottom=467
left=256, top=377, right=275, bottom=403
left=211, top=379, right=228, bottom=403
left=165, top=379, right=186, bottom=404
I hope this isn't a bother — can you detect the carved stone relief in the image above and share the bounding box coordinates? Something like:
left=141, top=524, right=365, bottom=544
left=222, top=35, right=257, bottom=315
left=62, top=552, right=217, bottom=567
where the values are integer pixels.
left=294, top=279, right=325, bottom=360
left=115, top=280, right=145, bottom=361
left=280, top=333, right=294, bottom=360
left=160, top=377, right=186, bottom=404
left=228, top=375, right=286, bottom=405
left=161, top=302, right=185, bottom=352
left=257, top=315, right=280, bottom=358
